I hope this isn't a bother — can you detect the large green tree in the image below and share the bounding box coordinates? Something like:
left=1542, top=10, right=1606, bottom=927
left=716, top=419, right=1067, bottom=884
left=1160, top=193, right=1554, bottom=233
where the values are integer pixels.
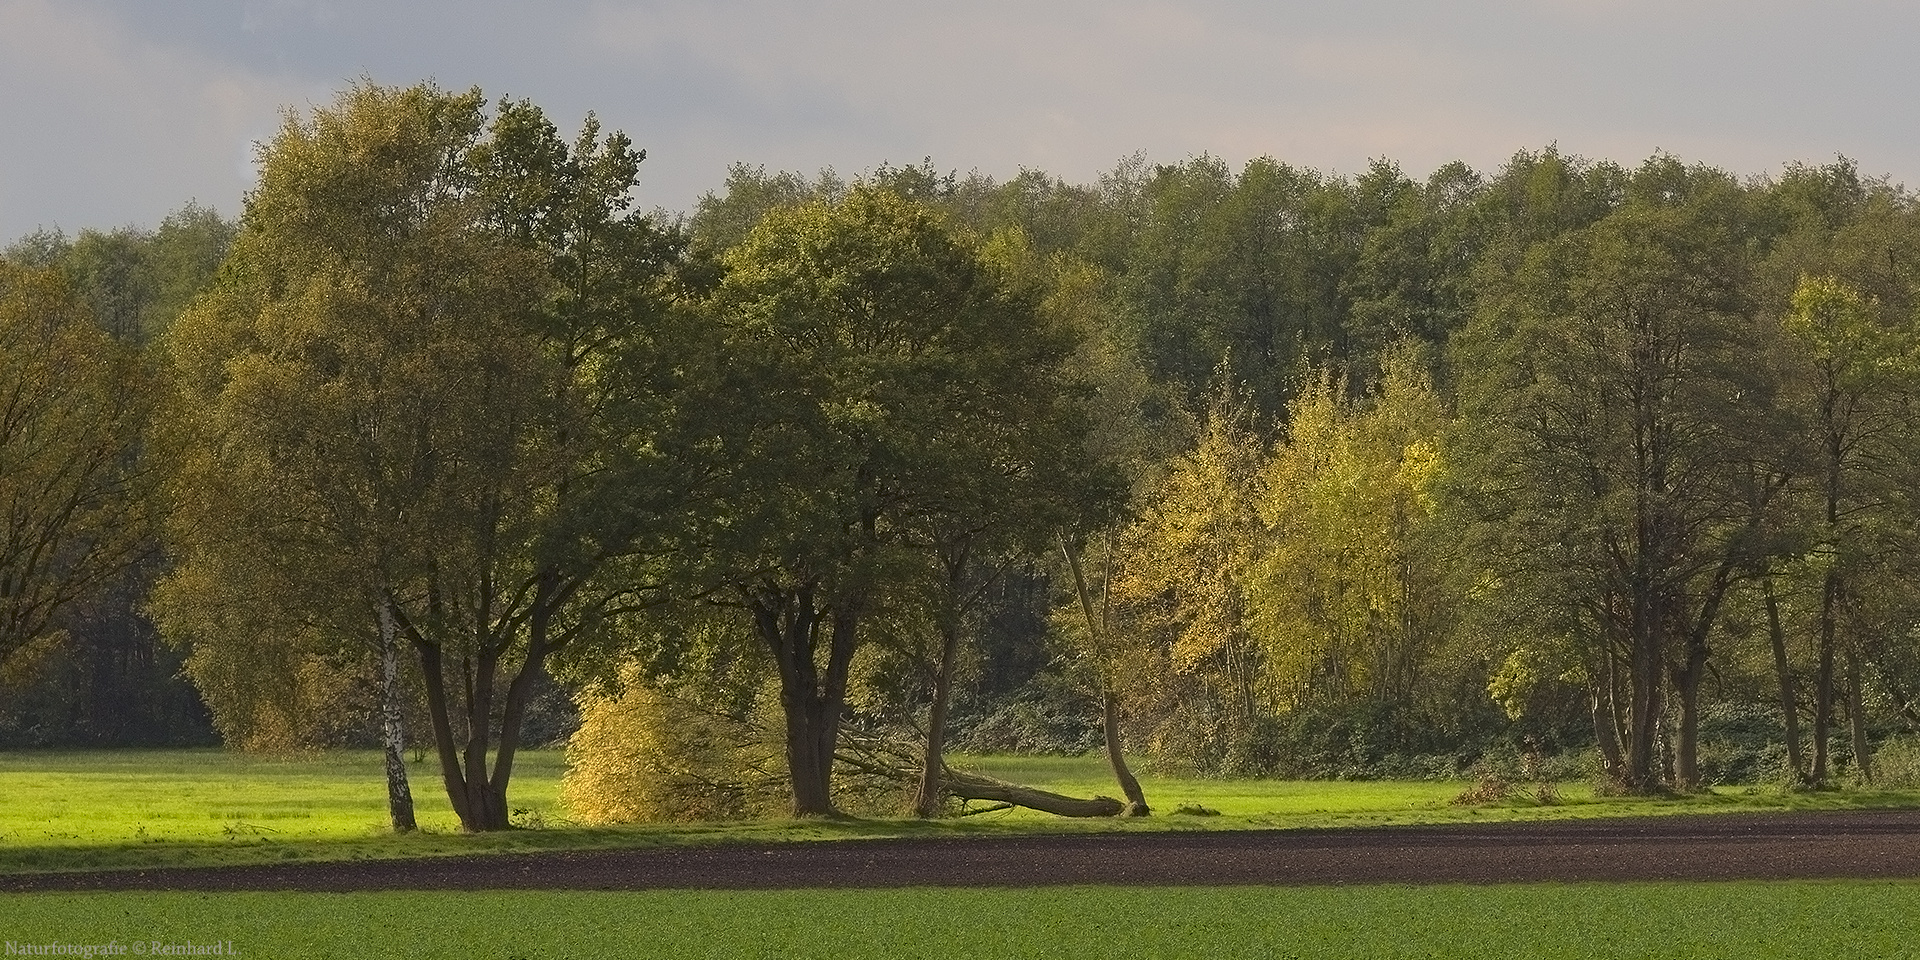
left=1455, top=158, right=1785, bottom=791
left=159, top=81, right=706, bottom=831
left=706, top=187, right=1085, bottom=816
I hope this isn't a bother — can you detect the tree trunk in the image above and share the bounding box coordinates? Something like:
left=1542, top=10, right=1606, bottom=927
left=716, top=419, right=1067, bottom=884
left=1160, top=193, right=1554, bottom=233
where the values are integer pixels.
left=378, top=596, right=416, bottom=833
left=411, top=633, right=512, bottom=831
left=487, top=587, right=556, bottom=828
left=413, top=636, right=472, bottom=827
left=783, top=694, right=837, bottom=817
left=1100, top=690, right=1149, bottom=816
left=1591, top=690, right=1624, bottom=781
left=941, top=769, right=1124, bottom=817
left=752, top=583, right=857, bottom=818
left=913, top=615, right=961, bottom=818
left=1763, top=578, right=1807, bottom=783
left=1811, top=573, right=1838, bottom=785
left=1624, top=595, right=1666, bottom=792
left=1673, top=665, right=1702, bottom=791
left=1670, top=562, right=1738, bottom=793
left=1061, top=535, right=1150, bottom=816
left=1846, top=645, right=1872, bottom=784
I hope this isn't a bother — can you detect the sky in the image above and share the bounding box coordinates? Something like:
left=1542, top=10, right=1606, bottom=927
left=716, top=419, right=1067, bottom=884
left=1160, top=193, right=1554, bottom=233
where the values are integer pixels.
left=3, top=0, right=1918, bottom=242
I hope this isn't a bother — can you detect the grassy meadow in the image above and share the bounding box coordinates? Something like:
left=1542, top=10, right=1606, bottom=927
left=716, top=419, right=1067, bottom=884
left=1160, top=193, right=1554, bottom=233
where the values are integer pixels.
left=5, top=748, right=1920, bottom=874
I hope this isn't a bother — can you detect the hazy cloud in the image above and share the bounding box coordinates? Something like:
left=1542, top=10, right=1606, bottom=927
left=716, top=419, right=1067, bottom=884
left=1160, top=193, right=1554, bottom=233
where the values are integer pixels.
left=3, top=0, right=1916, bottom=240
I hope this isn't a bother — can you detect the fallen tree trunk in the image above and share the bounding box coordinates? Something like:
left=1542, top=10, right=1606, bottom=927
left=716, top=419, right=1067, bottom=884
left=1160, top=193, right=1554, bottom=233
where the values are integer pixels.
left=940, top=769, right=1124, bottom=818
left=836, top=733, right=1124, bottom=818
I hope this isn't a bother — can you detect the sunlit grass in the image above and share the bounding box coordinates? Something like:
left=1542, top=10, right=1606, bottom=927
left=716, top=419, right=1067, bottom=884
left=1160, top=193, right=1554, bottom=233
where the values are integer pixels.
left=952, top=752, right=1920, bottom=826
left=4, top=748, right=1919, bottom=874
left=0, top=748, right=565, bottom=845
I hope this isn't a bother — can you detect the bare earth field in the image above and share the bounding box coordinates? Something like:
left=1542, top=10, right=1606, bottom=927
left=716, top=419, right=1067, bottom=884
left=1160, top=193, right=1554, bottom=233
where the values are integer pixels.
left=5, top=809, right=1918, bottom=892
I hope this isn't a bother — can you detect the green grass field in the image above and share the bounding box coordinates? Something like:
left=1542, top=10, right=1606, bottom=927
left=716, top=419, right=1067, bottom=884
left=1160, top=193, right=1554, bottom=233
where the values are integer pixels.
left=6, top=883, right=1919, bottom=960
left=5, top=748, right=1920, bottom=874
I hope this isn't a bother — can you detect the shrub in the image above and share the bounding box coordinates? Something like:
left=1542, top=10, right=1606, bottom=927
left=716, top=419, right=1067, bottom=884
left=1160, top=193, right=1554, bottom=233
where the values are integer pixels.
left=561, top=673, right=785, bottom=823
left=949, top=681, right=1102, bottom=756
left=1695, top=702, right=1790, bottom=786
left=1870, top=735, right=1920, bottom=789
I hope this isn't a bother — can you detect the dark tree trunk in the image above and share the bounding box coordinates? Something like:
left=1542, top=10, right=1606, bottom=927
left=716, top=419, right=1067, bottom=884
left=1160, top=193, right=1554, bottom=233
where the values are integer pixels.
left=1763, top=578, right=1807, bottom=783
left=941, top=769, right=1124, bottom=817
left=913, top=615, right=961, bottom=818
left=406, top=614, right=538, bottom=832
left=1673, top=666, right=1702, bottom=791
left=1591, top=690, right=1624, bottom=780
left=1812, top=573, right=1838, bottom=785
left=1846, top=645, right=1872, bottom=783
left=1671, top=560, right=1739, bottom=793
left=1624, top=593, right=1666, bottom=792
left=413, top=636, right=472, bottom=827
left=752, top=582, right=860, bottom=818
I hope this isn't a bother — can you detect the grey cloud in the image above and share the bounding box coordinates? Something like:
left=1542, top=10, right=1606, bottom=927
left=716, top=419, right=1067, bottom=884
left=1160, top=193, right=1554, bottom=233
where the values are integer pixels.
left=4, top=0, right=1917, bottom=241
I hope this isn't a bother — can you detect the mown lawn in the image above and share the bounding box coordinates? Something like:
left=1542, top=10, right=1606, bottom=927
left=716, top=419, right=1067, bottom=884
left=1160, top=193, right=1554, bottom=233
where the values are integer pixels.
left=9, top=883, right=1920, bottom=960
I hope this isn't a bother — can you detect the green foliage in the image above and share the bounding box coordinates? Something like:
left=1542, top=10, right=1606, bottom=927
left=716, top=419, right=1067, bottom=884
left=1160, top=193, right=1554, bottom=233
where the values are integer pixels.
left=0, top=262, right=157, bottom=677
left=949, top=681, right=1104, bottom=756
left=1107, top=345, right=1469, bottom=777
left=26, top=132, right=1920, bottom=816
left=1869, top=735, right=1920, bottom=789
left=156, top=79, right=710, bottom=831
left=1693, top=702, right=1799, bottom=786
left=706, top=183, right=1098, bottom=814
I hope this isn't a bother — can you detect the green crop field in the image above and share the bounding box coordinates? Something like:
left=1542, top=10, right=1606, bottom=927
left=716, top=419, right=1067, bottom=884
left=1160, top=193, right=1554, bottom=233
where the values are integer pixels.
left=5, top=748, right=1920, bottom=874
left=6, top=883, right=1919, bottom=960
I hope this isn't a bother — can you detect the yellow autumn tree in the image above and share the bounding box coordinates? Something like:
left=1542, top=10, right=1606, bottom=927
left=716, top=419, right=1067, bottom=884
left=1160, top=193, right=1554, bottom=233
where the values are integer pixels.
left=1107, top=373, right=1267, bottom=770
left=1248, top=350, right=1453, bottom=716
left=561, top=667, right=786, bottom=823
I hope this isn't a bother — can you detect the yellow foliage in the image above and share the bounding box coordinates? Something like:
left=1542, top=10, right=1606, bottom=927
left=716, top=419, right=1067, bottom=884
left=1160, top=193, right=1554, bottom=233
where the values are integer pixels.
left=1249, top=353, right=1452, bottom=709
left=184, top=637, right=368, bottom=752
left=561, top=672, right=782, bottom=824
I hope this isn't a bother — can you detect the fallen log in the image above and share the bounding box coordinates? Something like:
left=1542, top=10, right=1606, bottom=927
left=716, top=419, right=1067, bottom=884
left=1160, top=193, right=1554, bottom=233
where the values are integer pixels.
left=940, top=768, right=1124, bottom=818
left=835, top=734, right=1124, bottom=817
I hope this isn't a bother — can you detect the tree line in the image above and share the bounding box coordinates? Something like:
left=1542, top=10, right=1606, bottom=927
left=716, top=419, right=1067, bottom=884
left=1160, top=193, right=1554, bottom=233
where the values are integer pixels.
left=5, top=79, right=1920, bottom=828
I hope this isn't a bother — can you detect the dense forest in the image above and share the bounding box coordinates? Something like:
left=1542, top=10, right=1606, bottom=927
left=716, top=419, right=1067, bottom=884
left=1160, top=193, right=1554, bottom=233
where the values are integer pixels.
left=6, top=80, right=1920, bottom=826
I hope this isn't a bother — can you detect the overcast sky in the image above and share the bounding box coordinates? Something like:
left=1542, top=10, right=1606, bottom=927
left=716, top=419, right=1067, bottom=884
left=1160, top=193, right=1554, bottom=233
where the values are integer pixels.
left=4, top=0, right=1917, bottom=242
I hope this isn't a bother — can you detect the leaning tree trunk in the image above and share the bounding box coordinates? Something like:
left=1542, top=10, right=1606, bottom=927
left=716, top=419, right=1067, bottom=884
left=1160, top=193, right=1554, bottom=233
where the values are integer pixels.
left=913, top=614, right=962, bottom=818
left=1099, top=690, right=1148, bottom=816
left=942, top=769, right=1123, bottom=817
left=1062, top=535, right=1149, bottom=815
left=1763, top=579, right=1808, bottom=783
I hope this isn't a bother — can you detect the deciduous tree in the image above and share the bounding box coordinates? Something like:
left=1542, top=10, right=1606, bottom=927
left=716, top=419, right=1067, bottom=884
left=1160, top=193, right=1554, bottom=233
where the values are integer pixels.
left=0, top=262, right=155, bottom=680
